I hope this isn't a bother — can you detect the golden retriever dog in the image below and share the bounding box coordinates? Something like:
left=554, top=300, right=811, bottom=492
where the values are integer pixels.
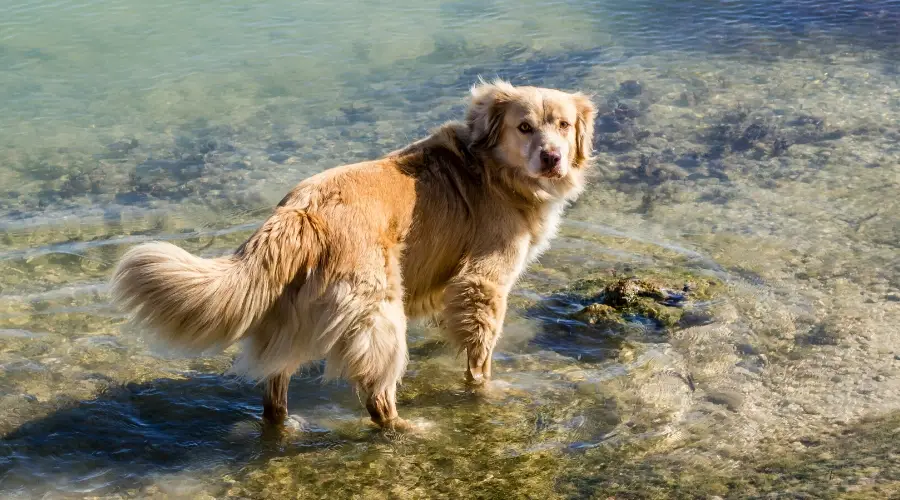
left=111, top=80, right=596, bottom=431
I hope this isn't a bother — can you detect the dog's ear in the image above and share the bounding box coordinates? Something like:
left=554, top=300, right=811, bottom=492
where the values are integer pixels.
left=572, top=93, right=596, bottom=167
left=467, top=79, right=515, bottom=151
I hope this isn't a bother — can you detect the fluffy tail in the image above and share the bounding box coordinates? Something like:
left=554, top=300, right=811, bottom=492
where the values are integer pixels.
left=110, top=207, right=325, bottom=352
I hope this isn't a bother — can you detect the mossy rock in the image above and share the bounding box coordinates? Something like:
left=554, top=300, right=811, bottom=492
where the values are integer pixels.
left=569, top=303, right=625, bottom=328
left=600, top=277, right=669, bottom=306
left=566, top=269, right=724, bottom=330
left=569, top=268, right=722, bottom=301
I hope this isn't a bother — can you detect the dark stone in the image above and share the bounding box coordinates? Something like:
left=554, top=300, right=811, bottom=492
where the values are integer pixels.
left=597, top=115, right=622, bottom=133
left=736, top=343, right=759, bottom=356
left=787, top=115, right=825, bottom=129
left=772, top=136, right=791, bottom=156
left=820, top=130, right=846, bottom=141
left=340, top=104, right=377, bottom=124
left=59, top=172, right=92, bottom=197
left=613, top=102, right=641, bottom=120
left=272, top=140, right=301, bottom=151
left=732, top=123, right=769, bottom=151
left=706, top=390, right=744, bottom=411
left=134, top=158, right=205, bottom=183
left=106, top=138, right=139, bottom=154
left=800, top=323, right=843, bottom=346
left=114, top=191, right=150, bottom=204
left=268, top=152, right=291, bottom=164
left=618, top=80, right=643, bottom=98
left=674, top=152, right=702, bottom=169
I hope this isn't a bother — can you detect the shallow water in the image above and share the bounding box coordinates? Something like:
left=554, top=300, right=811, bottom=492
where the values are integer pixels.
left=1, top=0, right=899, bottom=498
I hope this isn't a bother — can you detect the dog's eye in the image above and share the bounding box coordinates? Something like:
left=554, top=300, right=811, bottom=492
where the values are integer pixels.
left=559, top=121, right=570, bottom=130
left=517, top=122, right=533, bottom=134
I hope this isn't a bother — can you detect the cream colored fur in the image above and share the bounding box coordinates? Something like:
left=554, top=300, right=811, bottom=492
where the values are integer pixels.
left=111, top=80, right=596, bottom=430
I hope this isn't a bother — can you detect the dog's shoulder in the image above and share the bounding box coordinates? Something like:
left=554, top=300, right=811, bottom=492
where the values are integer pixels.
left=391, top=123, right=475, bottom=174
left=387, top=122, right=483, bottom=218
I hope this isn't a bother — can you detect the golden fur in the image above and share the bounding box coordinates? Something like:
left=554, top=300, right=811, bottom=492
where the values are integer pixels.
left=111, top=80, right=596, bottom=430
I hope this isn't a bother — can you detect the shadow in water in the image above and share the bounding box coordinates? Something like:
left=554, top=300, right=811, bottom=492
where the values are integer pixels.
left=522, top=294, right=634, bottom=365
left=0, top=372, right=356, bottom=496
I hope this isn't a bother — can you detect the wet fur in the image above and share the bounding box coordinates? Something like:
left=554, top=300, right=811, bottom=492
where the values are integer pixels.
left=111, top=80, right=596, bottom=430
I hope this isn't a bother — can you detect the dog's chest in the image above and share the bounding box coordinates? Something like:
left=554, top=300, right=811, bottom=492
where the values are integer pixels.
left=525, top=201, right=566, bottom=263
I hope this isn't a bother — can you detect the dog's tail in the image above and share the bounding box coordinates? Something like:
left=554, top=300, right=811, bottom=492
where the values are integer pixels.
left=110, top=207, right=326, bottom=352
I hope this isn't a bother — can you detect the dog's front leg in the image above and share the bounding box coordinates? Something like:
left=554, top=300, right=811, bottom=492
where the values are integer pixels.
left=442, top=244, right=525, bottom=385
left=444, top=274, right=508, bottom=384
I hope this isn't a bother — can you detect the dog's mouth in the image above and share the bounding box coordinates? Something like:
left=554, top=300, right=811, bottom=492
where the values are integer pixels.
left=540, top=164, right=564, bottom=179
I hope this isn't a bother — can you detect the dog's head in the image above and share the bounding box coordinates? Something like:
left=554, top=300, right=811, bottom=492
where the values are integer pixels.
left=466, top=79, right=596, bottom=196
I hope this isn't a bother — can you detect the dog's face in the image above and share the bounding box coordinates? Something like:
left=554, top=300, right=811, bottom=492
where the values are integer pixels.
left=467, top=80, right=596, bottom=184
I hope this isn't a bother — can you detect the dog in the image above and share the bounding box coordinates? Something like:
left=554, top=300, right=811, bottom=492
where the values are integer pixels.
left=111, top=80, right=596, bottom=431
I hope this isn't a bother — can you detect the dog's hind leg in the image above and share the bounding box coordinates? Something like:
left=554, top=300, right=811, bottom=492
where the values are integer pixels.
left=344, top=294, right=409, bottom=431
left=365, top=383, right=404, bottom=430
left=262, top=370, right=291, bottom=424
left=325, top=256, right=410, bottom=430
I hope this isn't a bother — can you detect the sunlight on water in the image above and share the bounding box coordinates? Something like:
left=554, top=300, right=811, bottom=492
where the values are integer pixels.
left=1, top=0, right=899, bottom=497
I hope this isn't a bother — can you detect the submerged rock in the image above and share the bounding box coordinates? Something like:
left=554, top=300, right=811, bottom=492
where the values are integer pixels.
left=570, top=303, right=623, bottom=328
left=106, top=138, right=139, bottom=154
left=600, top=277, right=669, bottom=307
left=706, top=390, right=744, bottom=411
left=618, top=80, right=643, bottom=98
left=566, top=271, right=723, bottom=329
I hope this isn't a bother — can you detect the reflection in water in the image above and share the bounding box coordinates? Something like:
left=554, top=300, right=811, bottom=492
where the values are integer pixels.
left=1, top=0, right=899, bottom=497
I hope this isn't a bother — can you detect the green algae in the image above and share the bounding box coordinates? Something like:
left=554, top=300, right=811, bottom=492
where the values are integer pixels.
left=566, top=270, right=724, bottom=330
left=207, top=407, right=900, bottom=499
left=228, top=410, right=572, bottom=500
left=570, top=303, right=625, bottom=328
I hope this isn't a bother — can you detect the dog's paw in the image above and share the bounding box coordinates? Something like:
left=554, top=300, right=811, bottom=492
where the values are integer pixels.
left=379, top=417, right=435, bottom=437
left=284, top=414, right=308, bottom=432
left=259, top=414, right=311, bottom=441
left=379, top=417, right=413, bottom=432
left=465, top=345, right=494, bottom=385
left=470, top=378, right=513, bottom=399
left=465, top=371, right=489, bottom=386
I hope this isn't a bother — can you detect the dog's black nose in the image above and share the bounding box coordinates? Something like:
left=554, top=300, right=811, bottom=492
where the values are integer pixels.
left=540, top=150, right=561, bottom=169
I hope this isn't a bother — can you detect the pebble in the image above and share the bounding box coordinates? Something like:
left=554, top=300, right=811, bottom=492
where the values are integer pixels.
left=619, top=80, right=643, bottom=98
left=268, top=152, right=292, bottom=163
left=736, top=343, right=758, bottom=356
left=706, top=390, right=744, bottom=411
left=575, top=381, right=600, bottom=395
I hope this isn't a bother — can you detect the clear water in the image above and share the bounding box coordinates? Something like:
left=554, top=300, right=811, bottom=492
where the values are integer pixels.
left=1, top=0, right=899, bottom=498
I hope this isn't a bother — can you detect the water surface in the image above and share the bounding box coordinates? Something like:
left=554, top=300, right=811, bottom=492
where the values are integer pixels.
left=1, top=0, right=899, bottom=498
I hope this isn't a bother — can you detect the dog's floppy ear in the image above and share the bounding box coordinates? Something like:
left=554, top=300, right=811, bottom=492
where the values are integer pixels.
left=466, top=79, right=515, bottom=151
left=572, top=93, right=596, bottom=167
